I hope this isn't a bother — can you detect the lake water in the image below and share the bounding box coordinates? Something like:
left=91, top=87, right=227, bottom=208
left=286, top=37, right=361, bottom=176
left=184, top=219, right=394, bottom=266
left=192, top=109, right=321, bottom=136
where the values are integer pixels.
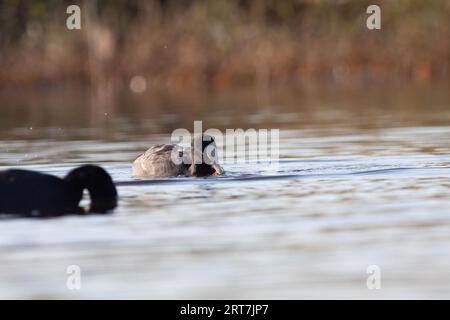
left=0, top=87, right=449, bottom=299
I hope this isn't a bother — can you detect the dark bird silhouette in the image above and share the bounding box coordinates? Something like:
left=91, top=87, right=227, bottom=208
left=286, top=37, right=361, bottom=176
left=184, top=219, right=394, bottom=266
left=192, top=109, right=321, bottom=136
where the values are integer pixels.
left=0, top=165, right=118, bottom=217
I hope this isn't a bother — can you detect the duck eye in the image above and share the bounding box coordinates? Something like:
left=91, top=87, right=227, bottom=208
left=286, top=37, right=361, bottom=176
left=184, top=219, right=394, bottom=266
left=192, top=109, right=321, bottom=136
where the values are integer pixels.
left=203, top=145, right=218, bottom=164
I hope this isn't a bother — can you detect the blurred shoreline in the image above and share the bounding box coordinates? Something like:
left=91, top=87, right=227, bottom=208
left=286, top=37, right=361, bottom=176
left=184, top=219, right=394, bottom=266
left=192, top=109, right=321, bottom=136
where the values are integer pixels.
left=1, top=0, right=449, bottom=94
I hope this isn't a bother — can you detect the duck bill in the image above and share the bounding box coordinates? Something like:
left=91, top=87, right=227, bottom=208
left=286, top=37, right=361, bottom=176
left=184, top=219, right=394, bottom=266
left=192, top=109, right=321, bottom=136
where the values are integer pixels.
left=212, top=163, right=224, bottom=175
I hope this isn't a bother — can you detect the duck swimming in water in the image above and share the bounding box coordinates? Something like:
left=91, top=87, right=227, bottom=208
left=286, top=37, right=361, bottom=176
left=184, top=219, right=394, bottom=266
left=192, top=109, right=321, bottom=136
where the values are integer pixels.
left=132, top=134, right=224, bottom=178
left=0, top=165, right=117, bottom=217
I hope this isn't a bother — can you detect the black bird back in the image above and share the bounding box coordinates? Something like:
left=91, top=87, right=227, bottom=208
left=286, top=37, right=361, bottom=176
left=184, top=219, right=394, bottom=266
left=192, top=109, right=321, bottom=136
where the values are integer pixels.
left=0, top=169, right=78, bottom=216
left=0, top=165, right=117, bottom=217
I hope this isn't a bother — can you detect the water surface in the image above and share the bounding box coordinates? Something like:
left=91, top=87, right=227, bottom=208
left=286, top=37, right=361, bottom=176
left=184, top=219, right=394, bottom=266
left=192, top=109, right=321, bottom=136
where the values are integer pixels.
left=0, top=87, right=449, bottom=299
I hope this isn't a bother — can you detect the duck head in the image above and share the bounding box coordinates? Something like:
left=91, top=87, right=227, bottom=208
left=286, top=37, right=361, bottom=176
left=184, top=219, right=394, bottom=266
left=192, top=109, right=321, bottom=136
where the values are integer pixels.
left=64, top=165, right=118, bottom=213
left=189, top=134, right=224, bottom=177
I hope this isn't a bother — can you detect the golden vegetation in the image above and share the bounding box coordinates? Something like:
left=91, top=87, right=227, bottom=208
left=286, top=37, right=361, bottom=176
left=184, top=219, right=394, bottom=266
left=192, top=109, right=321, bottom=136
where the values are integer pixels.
left=1, top=0, right=449, bottom=93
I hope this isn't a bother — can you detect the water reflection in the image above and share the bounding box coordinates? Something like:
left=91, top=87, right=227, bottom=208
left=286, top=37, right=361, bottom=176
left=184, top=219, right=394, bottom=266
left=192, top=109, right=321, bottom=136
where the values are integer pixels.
left=0, top=86, right=449, bottom=299
left=1, top=86, right=449, bottom=140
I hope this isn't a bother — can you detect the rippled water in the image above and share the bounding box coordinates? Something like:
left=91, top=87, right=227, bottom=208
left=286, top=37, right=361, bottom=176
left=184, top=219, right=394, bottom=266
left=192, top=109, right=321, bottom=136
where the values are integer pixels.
left=0, top=88, right=449, bottom=299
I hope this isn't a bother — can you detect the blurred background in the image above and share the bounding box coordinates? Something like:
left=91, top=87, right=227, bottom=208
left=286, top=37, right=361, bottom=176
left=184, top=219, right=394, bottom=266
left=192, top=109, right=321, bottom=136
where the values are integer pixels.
left=0, top=0, right=449, bottom=137
left=2, top=0, right=450, bottom=88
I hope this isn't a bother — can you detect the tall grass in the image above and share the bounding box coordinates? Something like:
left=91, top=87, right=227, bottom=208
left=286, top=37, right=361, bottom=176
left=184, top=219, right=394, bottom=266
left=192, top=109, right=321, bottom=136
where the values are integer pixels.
left=0, top=0, right=449, bottom=93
